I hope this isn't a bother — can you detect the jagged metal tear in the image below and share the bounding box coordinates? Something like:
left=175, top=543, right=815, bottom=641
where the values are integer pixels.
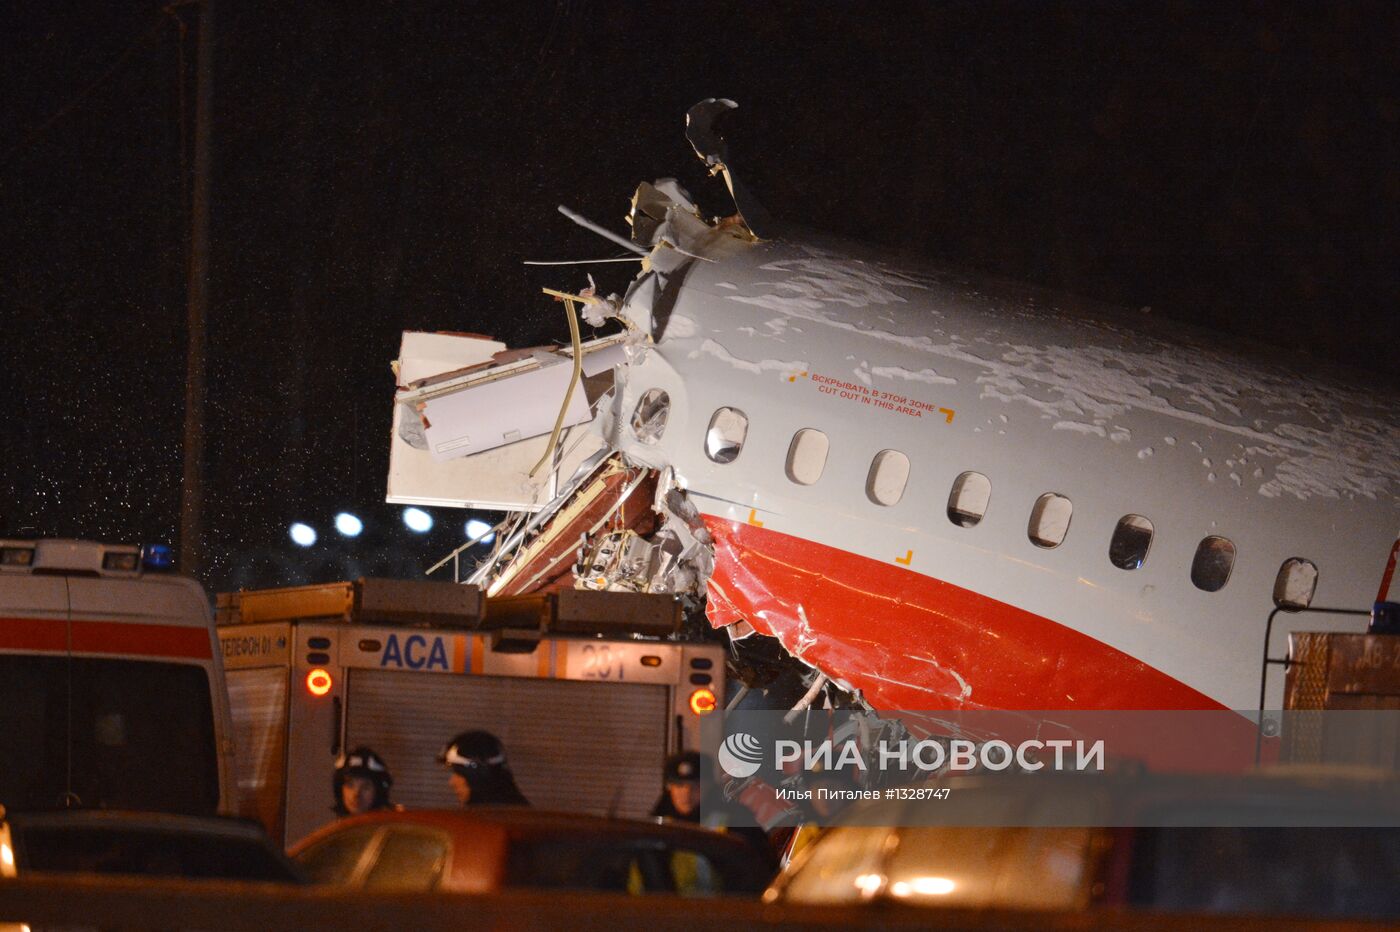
left=684, top=98, right=773, bottom=239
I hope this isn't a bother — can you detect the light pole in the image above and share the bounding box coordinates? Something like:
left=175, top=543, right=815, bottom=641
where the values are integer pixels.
left=175, top=0, right=212, bottom=578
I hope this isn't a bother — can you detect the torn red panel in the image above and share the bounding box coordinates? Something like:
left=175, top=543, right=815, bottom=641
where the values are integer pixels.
left=704, top=519, right=1225, bottom=712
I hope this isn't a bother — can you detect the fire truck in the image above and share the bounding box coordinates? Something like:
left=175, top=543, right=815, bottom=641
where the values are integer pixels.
left=0, top=539, right=237, bottom=816
left=216, top=578, right=724, bottom=845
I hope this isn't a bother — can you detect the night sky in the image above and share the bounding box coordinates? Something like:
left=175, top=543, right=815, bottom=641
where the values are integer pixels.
left=3, top=2, right=1397, bottom=596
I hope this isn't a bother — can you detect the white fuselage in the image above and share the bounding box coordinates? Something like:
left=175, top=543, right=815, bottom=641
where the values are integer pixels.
left=608, top=232, right=1399, bottom=711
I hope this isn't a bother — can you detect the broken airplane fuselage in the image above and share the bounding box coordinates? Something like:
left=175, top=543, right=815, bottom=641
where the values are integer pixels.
left=390, top=112, right=1400, bottom=716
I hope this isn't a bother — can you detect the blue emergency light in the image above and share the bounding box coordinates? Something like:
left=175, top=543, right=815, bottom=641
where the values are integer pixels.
left=1370, top=601, right=1400, bottom=635
left=142, top=543, right=175, bottom=571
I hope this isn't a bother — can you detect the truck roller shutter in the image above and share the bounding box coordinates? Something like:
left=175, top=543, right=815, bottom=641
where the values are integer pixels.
left=345, top=669, right=667, bottom=819
left=225, top=667, right=289, bottom=840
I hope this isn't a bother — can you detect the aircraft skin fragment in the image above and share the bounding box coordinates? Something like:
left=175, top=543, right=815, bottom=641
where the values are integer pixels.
left=683, top=98, right=769, bottom=238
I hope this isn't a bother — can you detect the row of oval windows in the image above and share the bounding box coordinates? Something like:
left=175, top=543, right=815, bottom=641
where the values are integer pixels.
left=631, top=393, right=1321, bottom=609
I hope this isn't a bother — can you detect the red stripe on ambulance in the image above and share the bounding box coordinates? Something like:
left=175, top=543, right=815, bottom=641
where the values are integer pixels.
left=0, top=616, right=67, bottom=651
left=0, top=616, right=211, bottom=659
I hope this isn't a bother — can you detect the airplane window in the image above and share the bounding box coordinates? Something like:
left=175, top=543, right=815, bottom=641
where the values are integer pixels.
left=947, top=472, right=991, bottom=527
left=866, top=450, right=910, bottom=506
left=1109, top=515, right=1154, bottom=570
left=1028, top=493, right=1073, bottom=548
left=785, top=429, right=829, bottom=485
left=1190, top=536, right=1236, bottom=592
left=705, top=407, right=749, bottom=464
left=1272, top=558, right=1318, bottom=610
left=631, top=389, right=670, bottom=444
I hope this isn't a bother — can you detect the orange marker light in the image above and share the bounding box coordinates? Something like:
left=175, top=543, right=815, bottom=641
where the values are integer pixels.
left=305, top=668, right=333, bottom=696
left=689, top=687, right=717, bottom=715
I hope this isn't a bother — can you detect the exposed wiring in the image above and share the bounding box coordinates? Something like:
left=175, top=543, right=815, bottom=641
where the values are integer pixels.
left=783, top=673, right=829, bottom=725
left=510, top=467, right=651, bottom=595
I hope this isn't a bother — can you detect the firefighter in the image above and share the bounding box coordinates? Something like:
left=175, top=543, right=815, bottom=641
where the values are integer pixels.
left=438, top=730, right=530, bottom=806
left=648, top=751, right=775, bottom=890
left=332, top=746, right=395, bottom=817
left=651, top=751, right=771, bottom=851
left=651, top=751, right=704, bottom=821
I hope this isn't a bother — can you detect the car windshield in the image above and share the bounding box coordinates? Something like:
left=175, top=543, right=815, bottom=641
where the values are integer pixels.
left=1130, top=827, right=1400, bottom=920
left=0, top=655, right=220, bottom=814
left=14, top=823, right=300, bottom=882
left=506, top=834, right=759, bottom=896
left=295, top=825, right=381, bottom=885
left=782, top=824, right=1094, bottom=909
left=883, top=826, right=1095, bottom=910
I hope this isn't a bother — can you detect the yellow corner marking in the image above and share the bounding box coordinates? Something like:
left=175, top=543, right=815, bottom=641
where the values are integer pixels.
left=787, top=370, right=809, bottom=383
left=747, top=509, right=765, bottom=528
left=939, top=407, right=955, bottom=424
left=895, top=550, right=913, bottom=566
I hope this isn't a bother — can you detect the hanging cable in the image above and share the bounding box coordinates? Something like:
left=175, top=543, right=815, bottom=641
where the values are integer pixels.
left=528, top=290, right=584, bottom=478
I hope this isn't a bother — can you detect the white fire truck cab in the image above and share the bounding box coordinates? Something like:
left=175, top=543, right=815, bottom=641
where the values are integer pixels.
left=0, top=539, right=237, bottom=816
left=216, top=578, right=724, bottom=845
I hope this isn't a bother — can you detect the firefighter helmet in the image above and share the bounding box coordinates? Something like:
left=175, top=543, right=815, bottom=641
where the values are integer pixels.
left=438, top=730, right=508, bottom=771
left=332, top=746, right=394, bottom=815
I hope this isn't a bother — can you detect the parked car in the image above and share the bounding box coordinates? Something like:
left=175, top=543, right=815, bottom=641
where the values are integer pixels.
left=766, top=769, right=1400, bottom=921
left=290, top=807, right=776, bottom=896
left=0, top=807, right=303, bottom=882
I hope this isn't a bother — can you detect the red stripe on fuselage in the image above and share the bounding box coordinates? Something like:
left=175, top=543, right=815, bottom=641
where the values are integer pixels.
left=703, top=519, right=1223, bottom=711
left=0, top=616, right=212, bottom=660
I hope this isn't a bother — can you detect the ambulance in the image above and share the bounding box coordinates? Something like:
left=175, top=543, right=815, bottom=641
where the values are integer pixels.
left=0, top=539, right=237, bottom=815
left=216, top=578, right=725, bottom=845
